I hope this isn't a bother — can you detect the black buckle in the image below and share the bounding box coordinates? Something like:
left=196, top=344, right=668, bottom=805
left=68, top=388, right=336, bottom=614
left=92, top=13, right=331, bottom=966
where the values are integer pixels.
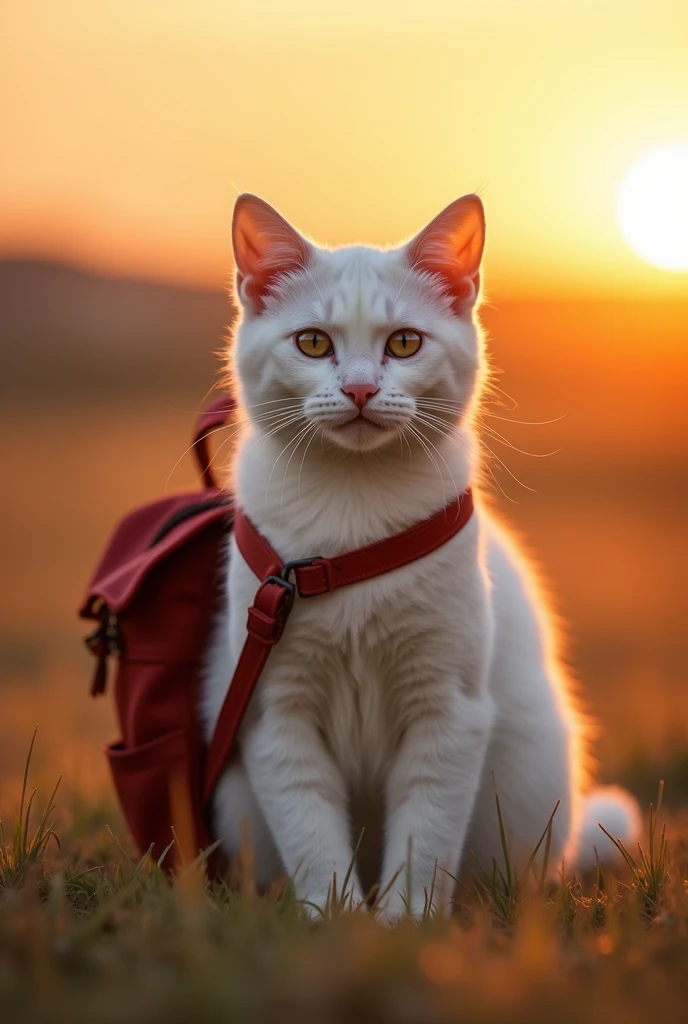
left=281, top=557, right=325, bottom=597
left=263, top=556, right=325, bottom=611
left=262, top=574, right=297, bottom=616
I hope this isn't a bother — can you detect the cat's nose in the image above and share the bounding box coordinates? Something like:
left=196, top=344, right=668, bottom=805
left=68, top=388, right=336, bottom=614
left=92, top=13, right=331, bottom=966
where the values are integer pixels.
left=341, top=384, right=380, bottom=409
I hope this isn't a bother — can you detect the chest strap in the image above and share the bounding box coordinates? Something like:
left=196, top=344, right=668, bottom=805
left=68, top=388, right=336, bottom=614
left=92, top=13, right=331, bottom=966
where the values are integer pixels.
left=203, top=489, right=474, bottom=805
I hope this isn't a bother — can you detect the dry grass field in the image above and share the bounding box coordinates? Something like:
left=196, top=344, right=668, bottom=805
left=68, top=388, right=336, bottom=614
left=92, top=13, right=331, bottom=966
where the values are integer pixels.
left=1, top=735, right=687, bottom=1023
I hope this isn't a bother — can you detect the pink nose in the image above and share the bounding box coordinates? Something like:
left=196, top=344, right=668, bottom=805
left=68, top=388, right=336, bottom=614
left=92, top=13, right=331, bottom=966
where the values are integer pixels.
left=341, top=384, right=379, bottom=409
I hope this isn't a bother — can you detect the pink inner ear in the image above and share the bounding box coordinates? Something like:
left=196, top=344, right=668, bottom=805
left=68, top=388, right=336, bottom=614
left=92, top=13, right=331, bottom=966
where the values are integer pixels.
left=232, top=194, right=311, bottom=307
left=407, top=195, right=485, bottom=308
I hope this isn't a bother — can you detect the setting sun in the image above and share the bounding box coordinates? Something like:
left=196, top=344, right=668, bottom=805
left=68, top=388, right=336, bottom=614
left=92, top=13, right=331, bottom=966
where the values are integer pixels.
left=618, top=144, right=688, bottom=271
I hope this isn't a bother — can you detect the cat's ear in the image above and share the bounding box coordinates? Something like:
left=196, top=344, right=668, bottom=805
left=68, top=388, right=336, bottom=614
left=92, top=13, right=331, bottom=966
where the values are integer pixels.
left=406, top=195, right=485, bottom=310
left=232, top=194, right=312, bottom=311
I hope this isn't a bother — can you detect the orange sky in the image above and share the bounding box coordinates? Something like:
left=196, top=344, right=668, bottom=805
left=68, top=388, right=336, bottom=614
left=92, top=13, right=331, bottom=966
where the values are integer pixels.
left=2, top=1, right=688, bottom=296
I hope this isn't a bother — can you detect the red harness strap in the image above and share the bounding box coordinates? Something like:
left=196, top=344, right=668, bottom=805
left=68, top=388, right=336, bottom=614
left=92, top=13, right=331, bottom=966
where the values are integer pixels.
left=203, top=489, right=474, bottom=805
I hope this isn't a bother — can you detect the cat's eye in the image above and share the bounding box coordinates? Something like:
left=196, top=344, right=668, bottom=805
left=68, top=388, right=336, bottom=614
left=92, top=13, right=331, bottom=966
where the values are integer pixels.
left=295, top=329, right=333, bottom=358
left=386, top=329, right=422, bottom=358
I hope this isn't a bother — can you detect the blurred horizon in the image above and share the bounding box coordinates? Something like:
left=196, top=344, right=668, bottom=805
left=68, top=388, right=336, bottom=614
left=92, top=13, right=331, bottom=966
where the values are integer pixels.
left=2, top=255, right=687, bottom=464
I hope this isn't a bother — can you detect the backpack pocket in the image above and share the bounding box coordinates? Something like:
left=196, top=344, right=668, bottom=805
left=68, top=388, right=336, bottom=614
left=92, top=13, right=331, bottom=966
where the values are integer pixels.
left=107, top=728, right=211, bottom=868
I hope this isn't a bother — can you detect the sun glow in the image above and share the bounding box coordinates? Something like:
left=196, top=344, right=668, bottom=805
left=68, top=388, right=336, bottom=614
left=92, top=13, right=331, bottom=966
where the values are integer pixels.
left=618, top=145, right=688, bottom=271
left=2, top=3, right=688, bottom=294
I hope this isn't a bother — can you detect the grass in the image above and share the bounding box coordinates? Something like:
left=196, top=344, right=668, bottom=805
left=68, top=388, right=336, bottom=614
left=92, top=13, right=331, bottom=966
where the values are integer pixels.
left=467, top=796, right=559, bottom=929
left=1, top=743, right=688, bottom=1023
left=599, top=780, right=669, bottom=920
left=0, top=728, right=61, bottom=890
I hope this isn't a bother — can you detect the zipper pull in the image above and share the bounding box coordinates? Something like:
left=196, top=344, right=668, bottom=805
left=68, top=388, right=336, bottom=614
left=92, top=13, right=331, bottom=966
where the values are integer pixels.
left=85, top=606, right=122, bottom=696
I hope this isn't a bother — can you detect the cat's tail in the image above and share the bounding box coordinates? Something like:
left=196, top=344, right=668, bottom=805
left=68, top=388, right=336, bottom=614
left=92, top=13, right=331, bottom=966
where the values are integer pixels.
left=575, top=786, right=643, bottom=871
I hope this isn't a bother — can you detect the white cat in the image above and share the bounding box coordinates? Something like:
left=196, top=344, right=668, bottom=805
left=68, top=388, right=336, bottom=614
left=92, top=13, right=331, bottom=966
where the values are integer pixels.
left=201, top=193, right=640, bottom=919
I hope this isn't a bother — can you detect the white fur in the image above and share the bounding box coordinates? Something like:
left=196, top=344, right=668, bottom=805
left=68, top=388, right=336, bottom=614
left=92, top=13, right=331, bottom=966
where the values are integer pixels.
left=201, top=198, right=640, bottom=918
left=575, top=787, right=644, bottom=871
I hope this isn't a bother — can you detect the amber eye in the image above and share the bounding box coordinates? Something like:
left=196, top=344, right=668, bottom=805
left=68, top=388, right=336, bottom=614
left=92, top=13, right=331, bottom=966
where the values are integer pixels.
left=386, top=329, right=422, bottom=358
left=296, top=329, right=333, bottom=358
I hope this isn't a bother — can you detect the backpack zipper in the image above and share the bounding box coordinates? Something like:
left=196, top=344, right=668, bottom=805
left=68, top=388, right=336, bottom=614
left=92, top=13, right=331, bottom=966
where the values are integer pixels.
left=85, top=603, right=123, bottom=696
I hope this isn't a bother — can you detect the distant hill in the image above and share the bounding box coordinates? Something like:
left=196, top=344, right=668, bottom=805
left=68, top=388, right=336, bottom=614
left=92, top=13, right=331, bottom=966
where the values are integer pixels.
left=1, top=259, right=686, bottom=467
left=0, top=259, right=232, bottom=397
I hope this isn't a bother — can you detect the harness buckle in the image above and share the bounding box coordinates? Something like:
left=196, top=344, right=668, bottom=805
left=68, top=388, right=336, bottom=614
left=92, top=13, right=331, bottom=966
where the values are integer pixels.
left=279, top=557, right=330, bottom=598
left=262, top=574, right=297, bottom=616
left=251, top=557, right=329, bottom=643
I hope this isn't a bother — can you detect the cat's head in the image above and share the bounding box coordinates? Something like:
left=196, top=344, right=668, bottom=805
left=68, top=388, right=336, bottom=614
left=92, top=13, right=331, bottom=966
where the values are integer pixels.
left=229, top=193, right=485, bottom=454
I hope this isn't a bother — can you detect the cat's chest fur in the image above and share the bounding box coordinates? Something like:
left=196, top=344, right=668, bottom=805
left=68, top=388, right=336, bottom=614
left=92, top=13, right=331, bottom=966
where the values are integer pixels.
left=313, top=639, right=397, bottom=786
left=203, top=508, right=488, bottom=788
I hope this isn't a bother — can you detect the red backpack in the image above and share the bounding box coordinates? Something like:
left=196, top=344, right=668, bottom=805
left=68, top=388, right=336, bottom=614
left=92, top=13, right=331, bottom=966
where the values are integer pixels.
left=81, top=397, right=475, bottom=873
left=80, top=398, right=234, bottom=869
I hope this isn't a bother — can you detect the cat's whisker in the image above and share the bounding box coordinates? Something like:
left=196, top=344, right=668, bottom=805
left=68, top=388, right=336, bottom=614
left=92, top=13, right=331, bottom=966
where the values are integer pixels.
left=482, top=412, right=566, bottom=427
left=201, top=407, right=313, bottom=480
left=296, top=424, right=321, bottom=501
left=251, top=407, right=304, bottom=424
left=416, top=409, right=521, bottom=499
left=217, top=419, right=303, bottom=508
left=480, top=440, right=537, bottom=493
left=416, top=397, right=464, bottom=409
left=424, top=436, right=462, bottom=507
left=414, top=409, right=460, bottom=429
left=409, top=417, right=465, bottom=504
left=482, top=461, right=518, bottom=503
left=167, top=405, right=305, bottom=490
left=414, top=412, right=468, bottom=448
left=279, top=422, right=319, bottom=520
left=394, top=425, right=403, bottom=463
left=405, top=423, right=454, bottom=508
left=416, top=399, right=465, bottom=421
left=266, top=421, right=318, bottom=522
left=165, top=397, right=307, bottom=417
left=202, top=416, right=274, bottom=478
left=395, top=424, right=412, bottom=465
left=480, top=424, right=561, bottom=459
left=481, top=382, right=520, bottom=411
left=245, top=413, right=309, bottom=455
left=243, top=397, right=308, bottom=411
left=261, top=419, right=312, bottom=515
left=199, top=425, right=245, bottom=480
left=418, top=404, right=561, bottom=458
left=414, top=411, right=534, bottom=495
left=164, top=421, right=246, bottom=492
left=415, top=410, right=462, bottom=423
left=243, top=406, right=309, bottom=429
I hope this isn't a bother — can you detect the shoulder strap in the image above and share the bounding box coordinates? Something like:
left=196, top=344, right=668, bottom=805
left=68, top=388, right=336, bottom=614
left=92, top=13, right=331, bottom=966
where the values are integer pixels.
left=192, top=394, right=236, bottom=489
left=203, top=490, right=474, bottom=804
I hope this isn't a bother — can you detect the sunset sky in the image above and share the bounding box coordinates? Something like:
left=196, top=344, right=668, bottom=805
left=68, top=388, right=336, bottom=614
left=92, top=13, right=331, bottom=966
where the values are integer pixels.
left=2, top=0, right=688, bottom=296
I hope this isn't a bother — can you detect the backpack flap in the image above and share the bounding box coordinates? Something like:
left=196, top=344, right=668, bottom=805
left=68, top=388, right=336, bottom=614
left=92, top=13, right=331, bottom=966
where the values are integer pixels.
left=80, top=491, right=233, bottom=695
